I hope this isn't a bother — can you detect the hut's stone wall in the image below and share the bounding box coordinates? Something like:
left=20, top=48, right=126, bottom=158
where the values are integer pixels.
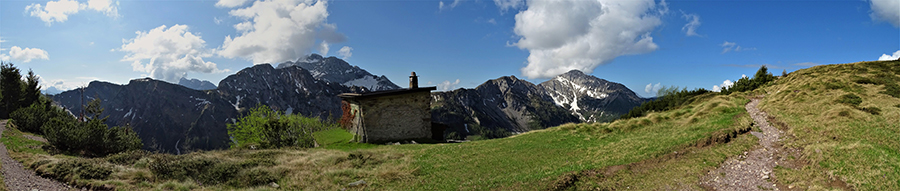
left=348, top=91, right=432, bottom=143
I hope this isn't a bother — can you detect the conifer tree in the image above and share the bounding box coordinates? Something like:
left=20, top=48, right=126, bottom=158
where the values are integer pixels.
left=22, top=69, right=41, bottom=108
left=0, top=62, right=23, bottom=118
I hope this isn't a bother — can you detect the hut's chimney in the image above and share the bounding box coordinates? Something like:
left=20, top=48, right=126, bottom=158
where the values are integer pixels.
left=409, top=71, right=418, bottom=89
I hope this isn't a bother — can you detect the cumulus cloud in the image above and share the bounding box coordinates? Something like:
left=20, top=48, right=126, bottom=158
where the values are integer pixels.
left=514, top=0, right=667, bottom=79
left=644, top=83, right=661, bottom=95
left=119, top=25, right=225, bottom=82
left=711, top=79, right=734, bottom=92
left=879, top=50, right=900, bottom=60
left=8, top=46, right=50, bottom=62
left=216, top=0, right=251, bottom=8
left=25, top=0, right=118, bottom=25
left=218, top=0, right=346, bottom=64
left=494, top=0, right=524, bottom=13
left=437, top=79, right=461, bottom=91
left=338, top=46, right=353, bottom=59
left=681, top=12, right=701, bottom=36
left=870, top=0, right=900, bottom=27
left=86, top=0, right=119, bottom=17
left=25, top=0, right=82, bottom=25
left=720, top=41, right=755, bottom=54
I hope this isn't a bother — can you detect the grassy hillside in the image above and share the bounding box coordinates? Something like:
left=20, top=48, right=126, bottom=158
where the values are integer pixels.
left=2, top=93, right=755, bottom=190
left=2, top=60, right=897, bottom=190
left=759, top=60, right=900, bottom=189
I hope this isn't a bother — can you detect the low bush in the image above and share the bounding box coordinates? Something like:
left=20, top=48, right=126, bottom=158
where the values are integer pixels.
left=41, top=99, right=142, bottom=157
left=49, top=158, right=113, bottom=182
left=106, top=150, right=152, bottom=166
left=860, top=107, right=881, bottom=115
left=232, top=167, right=279, bottom=187
left=228, top=105, right=337, bottom=149
left=882, top=83, right=900, bottom=98
left=835, top=94, right=863, bottom=107
left=9, top=97, right=68, bottom=134
left=148, top=153, right=284, bottom=187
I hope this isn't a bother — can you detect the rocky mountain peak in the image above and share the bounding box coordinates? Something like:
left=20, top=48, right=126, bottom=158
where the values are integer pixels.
left=538, top=70, right=646, bottom=122
left=276, top=54, right=400, bottom=91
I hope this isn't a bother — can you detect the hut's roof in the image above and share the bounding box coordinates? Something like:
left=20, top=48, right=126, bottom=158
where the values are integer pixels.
left=338, top=87, right=436, bottom=99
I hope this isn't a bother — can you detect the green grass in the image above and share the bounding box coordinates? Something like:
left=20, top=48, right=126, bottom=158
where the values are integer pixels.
left=1, top=94, right=755, bottom=190
left=20, top=61, right=900, bottom=190
left=1, top=123, right=49, bottom=156
left=760, top=60, right=900, bottom=190
left=312, top=128, right=380, bottom=150
left=378, top=95, right=752, bottom=190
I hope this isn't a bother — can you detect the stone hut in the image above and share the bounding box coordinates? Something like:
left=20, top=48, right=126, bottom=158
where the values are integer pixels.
left=338, top=72, right=437, bottom=143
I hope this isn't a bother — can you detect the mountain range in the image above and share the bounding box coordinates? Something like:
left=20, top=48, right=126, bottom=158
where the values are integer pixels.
left=51, top=54, right=648, bottom=153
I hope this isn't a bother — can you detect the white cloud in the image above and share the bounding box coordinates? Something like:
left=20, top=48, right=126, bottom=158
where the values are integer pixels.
left=494, top=0, right=524, bottom=13
left=712, top=79, right=733, bottom=92
left=218, top=0, right=345, bottom=64
left=216, top=0, right=251, bottom=8
left=214, top=17, right=223, bottom=25
left=514, top=0, right=667, bottom=79
left=793, top=62, right=819, bottom=66
left=25, top=0, right=118, bottom=25
left=488, top=18, right=497, bottom=25
left=41, top=79, right=81, bottom=93
left=25, top=0, right=82, bottom=25
left=439, top=0, right=461, bottom=11
left=870, top=0, right=900, bottom=27
left=0, top=37, right=6, bottom=61
left=119, top=25, right=225, bottom=82
left=318, top=41, right=330, bottom=56
left=8, top=46, right=50, bottom=63
left=879, top=50, right=900, bottom=60
left=338, top=46, right=353, bottom=59
left=438, top=79, right=461, bottom=91
left=86, top=0, right=119, bottom=18
left=681, top=12, right=701, bottom=37
left=720, top=41, right=755, bottom=54
left=644, top=83, right=661, bottom=95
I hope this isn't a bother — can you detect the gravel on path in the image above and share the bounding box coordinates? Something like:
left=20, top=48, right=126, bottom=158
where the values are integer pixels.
left=700, top=97, right=783, bottom=191
left=0, top=120, right=72, bottom=191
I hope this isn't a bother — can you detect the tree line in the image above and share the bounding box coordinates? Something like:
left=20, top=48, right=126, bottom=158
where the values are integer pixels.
left=1, top=62, right=142, bottom=157
left=621, top=66, right=775, bottom=119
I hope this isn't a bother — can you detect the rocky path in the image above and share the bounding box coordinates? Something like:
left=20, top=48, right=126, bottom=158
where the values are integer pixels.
left=0, top=120, right=72, bottom=191
left=701, top=98, right=783, bottom=190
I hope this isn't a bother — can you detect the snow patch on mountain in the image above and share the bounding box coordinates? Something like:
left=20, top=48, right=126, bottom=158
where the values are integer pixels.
left=343, top=75, right=379, bottom=90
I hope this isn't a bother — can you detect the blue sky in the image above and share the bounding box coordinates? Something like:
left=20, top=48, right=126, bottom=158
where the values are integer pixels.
left=0, top=0, right=898, bottom=97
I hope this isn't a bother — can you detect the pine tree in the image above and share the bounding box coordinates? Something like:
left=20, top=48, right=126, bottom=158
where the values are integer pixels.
left=22, top=69, right=41, bottom=108
left=0, top=62, right=23, bottom=118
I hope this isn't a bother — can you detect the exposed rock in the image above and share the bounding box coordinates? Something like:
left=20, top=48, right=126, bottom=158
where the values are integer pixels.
left=432, top=70, right=649, bottom=138
left=52, top=64, right=370, bottom=153
left=539, top=70, right=649, bottom=122
left=277, top=54, right=401, bottom=91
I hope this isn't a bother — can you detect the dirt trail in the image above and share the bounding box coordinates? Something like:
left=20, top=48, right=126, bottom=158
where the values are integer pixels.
left=700, top=97, right=783, bottom=190
left=0, top=120, right=72, bottom=191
